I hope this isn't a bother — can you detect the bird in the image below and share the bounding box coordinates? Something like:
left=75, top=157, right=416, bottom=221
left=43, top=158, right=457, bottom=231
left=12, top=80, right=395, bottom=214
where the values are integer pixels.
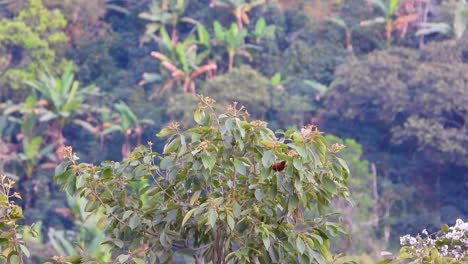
left=272, top=161, right=286, bottom=172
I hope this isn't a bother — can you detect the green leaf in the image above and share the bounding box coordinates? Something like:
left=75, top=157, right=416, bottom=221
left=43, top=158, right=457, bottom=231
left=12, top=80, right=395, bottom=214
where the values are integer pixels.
left=213, top=21, right=225, bottom=41
left=262, top=150, right=275, bottom=168
left=25, top=136, right=42, bottom=161
left=117, top=254, right=130, bottom=263
left=201, top=153, right=216, bottom=171
left=255, top=17, right=266, bottom=35
left=336, top=157, right=350, bottom=176
left=182, top=208, right=197, bottom=226
left=157, top=127, right=174, bottom=137
left=96, top=215, right=108, bottom=229
left=122, top=211, right=132, bottom=221
left=163, top=137, right=180, bottom=154
left=376, top=259, right=393, bottom=264
left=263, top=236, right=271, bottom=250
left=190, top=190, right=201, bottom=205
left=296, top=237, right=306, bottom=255
left=227, top=214, right=235, bottom=231
left=160, top=156, right=175, bottom=170
left=389, top=0, right=400, bottom=15
left=207, top=209, right=218, bottom=228
left=288, top=143, right=308, bottom=158
left=293, top=158, right=303, bottom=171
left=19, top=245, right=30, bottom=258
left=234, top=159, right=247, bottom=175
left=9, top=255, right=19, bottom=264
left=194, top=108, right=205, bottom=124
left=235, top=118, right=246, bottom=138
left=133, top=258, right=146, bottom=264
left=84, top=201, right=98, bottom=212
left=255, top=189, right=264, bottom=201
left=271, top=72, right=282, bottom=85
left=441, top=224, right=449, bottom=232
left=197, top=24, right=210, bottom=46
left=323, top=178, right=336, bottom=194
left=238, top=157, right=252, bottom=166
left=129, top=214, right=140, bottom=230
left=160, top=26, right=172, bottom=49
left=102, top=168, right=112, bottom=179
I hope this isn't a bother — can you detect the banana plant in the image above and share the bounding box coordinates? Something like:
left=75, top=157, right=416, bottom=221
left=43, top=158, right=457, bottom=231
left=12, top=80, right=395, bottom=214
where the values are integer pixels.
left=26, top=63, right=99, bottom=160
left=140, top=26, right=217, bottom=97
left=252, top=17, right=276, bottom=43
left=210, top=0, right=267, bottom=29
left=326, top=16, right=355, bottom=55
left=213, top=21, right=258, bottom=71
left=102, top=101, right=153, bottom=158
left=138, top=0, right=196, bottom=45
left=360, top=0, right=420, bottom=45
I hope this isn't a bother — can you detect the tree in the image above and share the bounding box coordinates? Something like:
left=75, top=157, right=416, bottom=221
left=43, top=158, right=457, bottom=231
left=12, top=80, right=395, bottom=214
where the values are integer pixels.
left=55, top=95, right=351, bottom=263
left=322, top=37, right=468, bottom=242
left=202, top=65, right=271, bottom=119
left=0, top=0, right=68, bottom=98
left=53, top=0, right=110, bottom=47
left=324, top=38, right=468, bottom=166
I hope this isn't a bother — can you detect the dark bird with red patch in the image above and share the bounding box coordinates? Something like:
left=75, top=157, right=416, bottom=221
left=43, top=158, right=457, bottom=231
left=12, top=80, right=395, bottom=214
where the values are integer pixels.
left=272, top=161, right=286, bottom=172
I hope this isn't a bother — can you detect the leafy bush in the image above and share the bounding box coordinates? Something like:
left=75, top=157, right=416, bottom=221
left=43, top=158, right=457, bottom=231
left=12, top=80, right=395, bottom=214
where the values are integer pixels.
left=202, top=65, right=271, bottom=119
left=54, top=96, right=351, bottom=263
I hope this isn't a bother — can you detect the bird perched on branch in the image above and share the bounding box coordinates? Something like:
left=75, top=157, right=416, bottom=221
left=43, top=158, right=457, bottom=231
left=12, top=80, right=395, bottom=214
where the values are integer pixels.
left=272, top=161, right=286, bottom=172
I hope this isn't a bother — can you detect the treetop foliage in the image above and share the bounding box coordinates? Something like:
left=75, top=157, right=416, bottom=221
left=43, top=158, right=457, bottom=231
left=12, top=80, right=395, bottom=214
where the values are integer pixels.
left=324, top=37, right=468, bottom=166
left=0, top=0, right=68, bottom=95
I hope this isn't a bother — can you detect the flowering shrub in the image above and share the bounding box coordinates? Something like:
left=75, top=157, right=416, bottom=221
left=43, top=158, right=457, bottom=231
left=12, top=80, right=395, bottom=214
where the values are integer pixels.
left=394, top=219, right=468, bottom=263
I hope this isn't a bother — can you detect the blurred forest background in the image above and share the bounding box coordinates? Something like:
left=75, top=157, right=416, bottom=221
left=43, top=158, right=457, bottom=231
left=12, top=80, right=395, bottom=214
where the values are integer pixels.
left=0, top=0, right=467, bottom=262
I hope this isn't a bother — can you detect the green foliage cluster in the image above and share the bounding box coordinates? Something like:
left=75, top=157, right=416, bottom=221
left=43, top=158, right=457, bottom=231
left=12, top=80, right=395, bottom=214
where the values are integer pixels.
left=0, top=0, right=67, bottom=95
left=54, top=97, right=351, bottom=263
left=0, top=175, right=36, bottom=263
left=322, top=36, right=468, bottom=250
left=203, top=65, right=271, bottom=118
left=324, top=38, right=468, bottom=166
